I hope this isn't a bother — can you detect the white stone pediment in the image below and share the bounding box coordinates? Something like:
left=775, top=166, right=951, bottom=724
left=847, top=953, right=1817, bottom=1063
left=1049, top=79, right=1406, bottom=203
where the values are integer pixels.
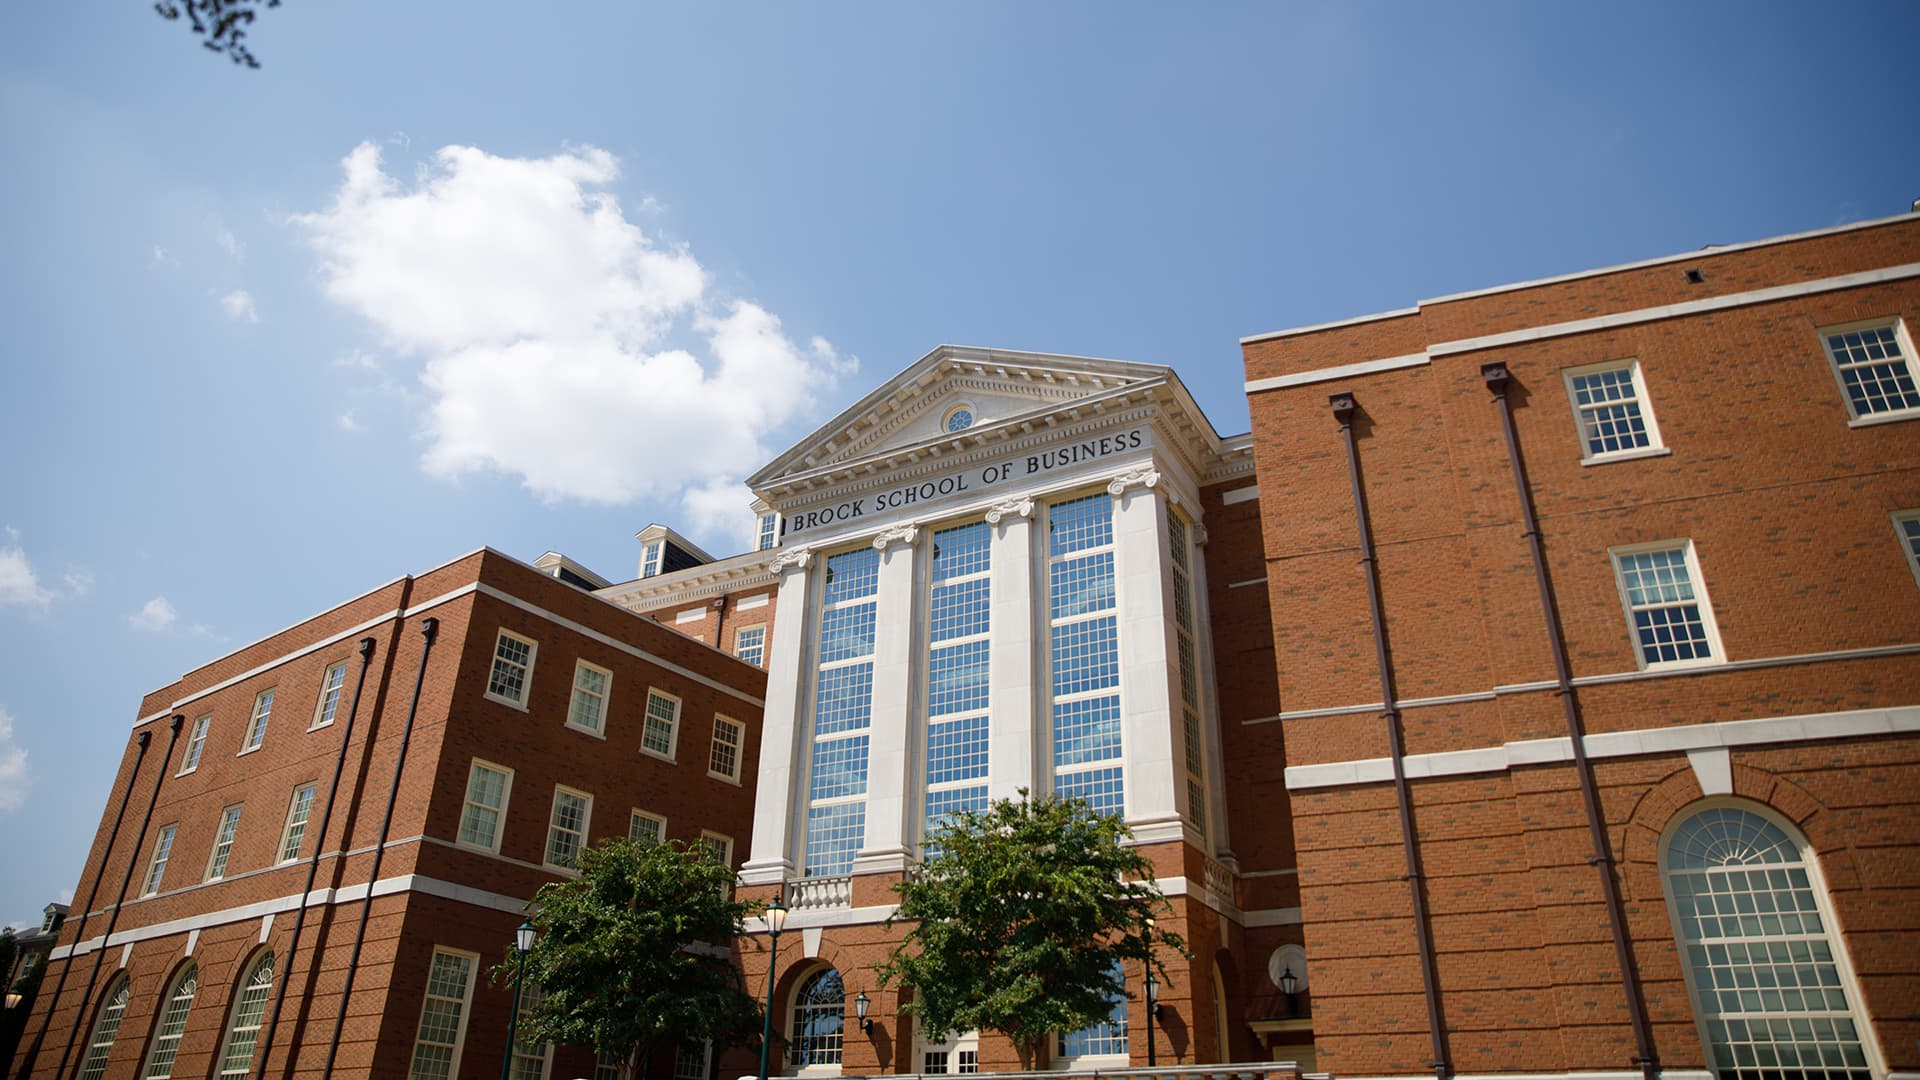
left=751, top=345, right=1168, bottom=487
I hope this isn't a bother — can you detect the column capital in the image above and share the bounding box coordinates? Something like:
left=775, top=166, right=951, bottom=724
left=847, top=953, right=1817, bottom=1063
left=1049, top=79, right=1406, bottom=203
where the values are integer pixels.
left=872, top=524, right=920, bottom=551
left=768, top=546, right=814, bottom=573
left=1192, top=522, right=1210, bottom=546
left=985, top=497, right=1035, bottom=524
left=1106, top=468, right=1161, bottom=498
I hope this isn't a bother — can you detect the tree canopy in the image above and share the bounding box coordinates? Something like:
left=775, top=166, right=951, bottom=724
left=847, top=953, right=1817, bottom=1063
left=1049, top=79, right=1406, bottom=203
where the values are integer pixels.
left=877, top=792, right=1188, bottom=1064
left=493, top=837, right=763, bottom=1078
left=153, top=0, right=280, bottom=68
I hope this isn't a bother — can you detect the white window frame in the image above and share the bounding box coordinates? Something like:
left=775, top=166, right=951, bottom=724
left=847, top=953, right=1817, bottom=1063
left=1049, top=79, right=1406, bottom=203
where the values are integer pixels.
left=674, top=1039, right=713, bottom=1080
left=698, top=830, right=733, bottom=868
left=456, top=759, right=514, bottom=854
left=640, top=688, right=681, bottom=762
left=215, top=949, right=274, bottom=1079
left=641, top=541, right=664, bottom=578
left=239, top=689, right=274, bottom=754
left=178, top=713, right=211, bottom=775
left=77, top=974, right=131, bottom=1080
left=141, top=823, right=177, bottom=896
left=1561, top=357, right=1668, bottom=464
left=408, top=946, right=479, bottom=1080
left=1893, top=510, right=1920, bottom=589
left=278, top=783, right=317, bottom=863
left=733, top=624, right=767, bottom=668
left=204, top=804, right=243, bottom=881
left=565, top=659, right=613, bottom=738
left=486, top=629, right=539, bottom=710
left=140, top=961, right=199, bottom=1079
left=708, top=715, right=744, bottom=783
left=1819, top=316, right=1920, bottom=426
left=310, top=659, right=349, bottom=730
left=1609, top=539, right=1725, bottom=672
left=544, top=785, right=594, bottom=871
left=509, top=983, right=555, bottom=1080
left=629, top=808, right=667, bottom=845
left=756, top=512, right=780, bottom=552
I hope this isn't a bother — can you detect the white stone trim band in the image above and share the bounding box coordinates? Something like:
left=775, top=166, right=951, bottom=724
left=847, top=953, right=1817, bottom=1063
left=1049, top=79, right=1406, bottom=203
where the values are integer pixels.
left=1245, top=352, right=1430, bottom=393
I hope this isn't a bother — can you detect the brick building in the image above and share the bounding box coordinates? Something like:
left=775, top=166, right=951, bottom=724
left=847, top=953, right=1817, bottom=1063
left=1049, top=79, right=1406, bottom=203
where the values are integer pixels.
left=1241, top=211, right=1920, bottom=1078
left=16, top=549, right=766, bottom=1080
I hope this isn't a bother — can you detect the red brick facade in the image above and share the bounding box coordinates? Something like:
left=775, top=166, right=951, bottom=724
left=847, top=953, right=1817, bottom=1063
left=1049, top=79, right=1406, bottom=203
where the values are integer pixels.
left=1243, top=213, right=1920, bottom=1076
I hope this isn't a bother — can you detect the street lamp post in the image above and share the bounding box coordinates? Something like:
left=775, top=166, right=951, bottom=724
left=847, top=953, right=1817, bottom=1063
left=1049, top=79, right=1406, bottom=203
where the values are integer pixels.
left=1143, top=917, right=1159, bottom=1068
left=757, top=895, right=789, bottom=1080
left=499, top=918, right=537, bottom=1080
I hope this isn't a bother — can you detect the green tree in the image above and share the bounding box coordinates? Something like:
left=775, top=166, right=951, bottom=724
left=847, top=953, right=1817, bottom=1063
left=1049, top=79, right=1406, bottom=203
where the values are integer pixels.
left=153, top=0, right=280, bottom=68
left=493, top=838, right=763, bottom=1079
left=877, top=791, right=1188, bottom=1067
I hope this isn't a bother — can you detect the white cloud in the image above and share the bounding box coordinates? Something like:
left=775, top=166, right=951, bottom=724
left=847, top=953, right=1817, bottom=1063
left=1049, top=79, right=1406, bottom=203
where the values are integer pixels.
left=129, top=596, right=178, bottom=631
left=337, top=410, right=360, bottom=431
left=218, top=289, right=260, bottom=323
left=0, top=706, right=27, bottom=812
left=151, top=245, right=182, bottom=270
left=334, top=349, right=381, bottom=371
left=0, top=536, right=53, bottom=609
left=214, top=223, right=246, bottom=261
left=295, top=141, right=851, bottom=511
left=63, top=568, right=94, bottom=597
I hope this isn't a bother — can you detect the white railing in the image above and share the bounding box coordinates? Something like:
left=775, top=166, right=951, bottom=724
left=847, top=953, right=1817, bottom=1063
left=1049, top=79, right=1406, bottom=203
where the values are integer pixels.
left=1203, top=855, right=1235, bottom=906
left=739, top=1061, right=1305, bottom=1080
left=784, top=874, right=852, bottom=910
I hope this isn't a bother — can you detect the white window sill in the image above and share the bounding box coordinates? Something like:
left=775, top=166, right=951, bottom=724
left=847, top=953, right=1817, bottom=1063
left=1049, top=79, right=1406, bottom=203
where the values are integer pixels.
left=453, top=838, right=503, bottom=857
left=1581, top=446, right=1672, bottom=467
left=236, top=745, right=262, bottom=758
left=1638, top=655, right=1726, bottom=674
left=176, top=766, right=198, bottom=778
left=640, top=746, right=678, bottom=765
left=1847, top=409, right=1920, bottom=428
left=564, top=721, right=607, bottom=740
left=541, top=862, right=583, bottom=878
left=484, top=692, right=530, bottom=713
left=707, top=770, right=743, bottom=786
left=307, top=720, right=334, bottom=732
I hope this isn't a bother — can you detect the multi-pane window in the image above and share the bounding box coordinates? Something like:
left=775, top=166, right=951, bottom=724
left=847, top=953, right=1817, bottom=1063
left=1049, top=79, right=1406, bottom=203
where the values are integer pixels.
left=179, top=713, right=211, bottom=774
left=1663, top=805, right=1873, bottom=1080
left=710, top=715, right=744, bottom=781
left=567, top=661, right=612, bottom=735
left=641, top=541, right=664, bottom=578
left=757, top=512, right=780, bottom=552
left=142, top=823, right=178, bottom=896
left=408, top=948, right=476, bottom=1080
left=806, top=548, right=878, bottom=876
left=1564, top=359, right=1663, bottom=460
left=205, top=805, right=243, bottom=880
left=279, top=783, right=316, bottom=862
left=1893, top=510, right=1920, bottom=588
left=545, top=787, right=592, bottom=869
left=1168, top=508, right=1208, bottom=839
left=311, top=660, right=348, bottom=728
left=596, top=1053, right=625, bottom=1080
left=457, top=761, right=512, bottom=851
left=698, top=831, right=733, bottom=868
left=924, top=521, right=991, bottom=843
left=1612, top=542, right=1721, bottom=669
left=241, top=689, right=274, bottom=752
left=216, top=951, right=274, bottom=1079
left=790, top=967, right=845, bottom=1067
left=629, top=809, right=666, bottom=844
left=76, top=975, right=130, bottom=1080
left=1821, top=319, right=1920, bottom=420
left=1058, top=963, right=1128, bottom=1059
left=488, top=630, right=537, bottom=706
left=642, top=689, right=680, bottom=759
left=1048, top=494, right=1124, bottom=817
left=734, top=625, right=766, bottom=667
left=675, top=1039, right=713, bottom=1080
left=141, top=963, right=199, bottom=1079
left=509, top=983, right=552, bottom=1080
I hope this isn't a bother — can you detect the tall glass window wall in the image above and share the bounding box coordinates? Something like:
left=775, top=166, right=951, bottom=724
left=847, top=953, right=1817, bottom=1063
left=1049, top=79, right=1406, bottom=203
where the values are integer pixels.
left=805, top=548, right=879, bottom=875
left=1048, top=493, right=1124, bottom=816
left=1168, top=507, right=1207, bottom=839
left=924, top=521, right=992, bottom=844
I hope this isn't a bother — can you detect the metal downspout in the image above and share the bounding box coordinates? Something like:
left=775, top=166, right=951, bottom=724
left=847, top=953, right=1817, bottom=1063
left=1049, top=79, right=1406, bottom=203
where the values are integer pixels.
left=56, top=714, right=185, bottom=1080
left=1329, top=393, right=1452, bottom=1080
left=1480, top=362, right=1660, bottom=1080
left=255, top=634, right=379, bottom=1080
left=11, top=728, right=154, bottom=1080
left=319, top=615, right=438, bottom=1078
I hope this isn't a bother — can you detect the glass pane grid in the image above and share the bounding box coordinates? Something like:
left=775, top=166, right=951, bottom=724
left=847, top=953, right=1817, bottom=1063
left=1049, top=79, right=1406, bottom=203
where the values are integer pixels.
left=928, top=715, right=989, bottom=785
left=1829, top=325, right=1920, bottom=416
left=643, top=693, right=678, bottom=754
left=814, top=664, right=874, bottom=734
left=78, top=980, right=130, bottom=1080
left=1053, top=697, right=1122, bottom=768
left=219, top=954, right=274, bottom=1078
left=820, top=606, right=877, bottom=663
left=1050, top=552, right=1117, bottom=618
left=735, top=626, right=766, bottom=666
left=1049, top=494, right=1114, bottom=556
left=1620, top=548, right=1697, bottom=604
left=490, top=637, right=531, bottom=700
left=805, top=803, right=865, bottom=876
left=793, top=969, right=845, bottom=1066
left=932, top=522, right=991, bottom=579
left=711, top=719, right=741, bottom=778
left=809, top=735, right=871, bottom=800
left=1634, top=605, right=1712, bottom=663
left=824, top=548, right=880, bottom=605
left=547, top=793, right=587, bottom=865
left=930, top=578, right=991, bottom=641
left=1051, top=618, right=1120, bottom=697
left=1055, top=766, right=1124, bottom=818
left=1579, top=399, right=1651, bottom=455
left=929, top=641, right=990, bottom=716
left=630, top=812, right=664, bottom=843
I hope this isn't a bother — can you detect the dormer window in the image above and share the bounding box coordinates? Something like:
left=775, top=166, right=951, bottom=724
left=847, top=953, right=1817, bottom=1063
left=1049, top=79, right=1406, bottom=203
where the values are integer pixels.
left=944, top=406, right=975, bottom=433
left=757, top=512, right=779, bottom=552
left=641, top=541, right=663, bottom=578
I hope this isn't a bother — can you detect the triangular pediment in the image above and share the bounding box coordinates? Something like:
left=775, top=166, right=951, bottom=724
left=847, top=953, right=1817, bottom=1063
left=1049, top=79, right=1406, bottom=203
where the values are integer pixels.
left=750, top=345, right=1170, bottom=488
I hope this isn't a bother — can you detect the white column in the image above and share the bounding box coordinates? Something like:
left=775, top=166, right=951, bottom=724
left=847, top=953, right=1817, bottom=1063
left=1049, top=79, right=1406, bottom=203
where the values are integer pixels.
left=854, top=524, right=919, bottom=874
left=741, top=549, right=814, bottom=887
left=986, top=498, right=1038, bottom=802
left=1108, top=470, right=1183, bottom=842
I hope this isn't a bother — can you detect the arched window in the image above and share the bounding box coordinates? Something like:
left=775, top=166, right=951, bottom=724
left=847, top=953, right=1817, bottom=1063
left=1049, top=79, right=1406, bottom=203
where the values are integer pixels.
left=1662, top=803, right=1876, bottom=1079
left=215, top=950, right=275, bottom=1079
left=790, top=967, right=845, bottom=1068
left=76, top=975, right=131, bottom=1080
left=142, top=962, right=200, bottom=1078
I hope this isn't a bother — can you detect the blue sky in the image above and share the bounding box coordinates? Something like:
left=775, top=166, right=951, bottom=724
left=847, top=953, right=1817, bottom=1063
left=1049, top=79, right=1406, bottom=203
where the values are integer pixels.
left=1, top=1, right=1915, bottom=927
